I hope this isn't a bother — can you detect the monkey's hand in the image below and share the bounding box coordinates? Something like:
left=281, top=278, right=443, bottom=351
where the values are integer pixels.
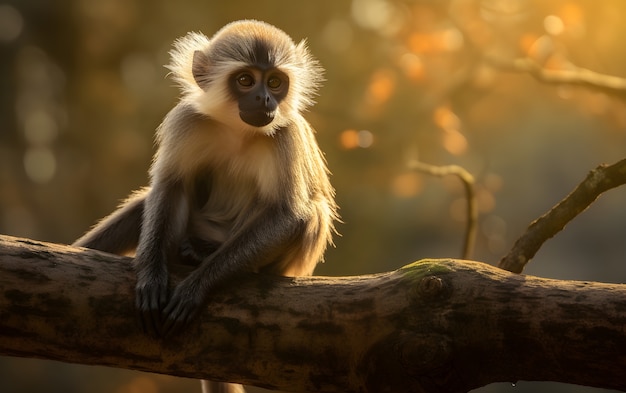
left=161, top=275, right=208, bottom=337
left=134, top=262, right=170, bottom=337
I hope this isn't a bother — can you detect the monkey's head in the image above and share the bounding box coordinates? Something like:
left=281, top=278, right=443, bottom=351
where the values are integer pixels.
left=167, top=20, right=323, bottom=135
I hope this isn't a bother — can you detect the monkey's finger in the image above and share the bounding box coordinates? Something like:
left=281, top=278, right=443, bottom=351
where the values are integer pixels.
left=163, top=313, right=191, bottom=337
left=134, top=290, right=146, bottom=328
left=161, top=304, right=184, bottom=337
left=139, top=313, right=158, bottom=338
left=135, top=295, right=154, bottom=336
left=162, top=300, right=197, bottom=337
left=136, top=302, right=157, bottom=337
left=135, top=288, right=163, bottom=337
left=161, top=318, right=176, bottom=337
left=151, top=287, right=170, bottom=337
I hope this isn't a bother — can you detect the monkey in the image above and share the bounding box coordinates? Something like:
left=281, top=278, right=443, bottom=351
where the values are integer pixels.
left=73, top=20, right=338, bottom=393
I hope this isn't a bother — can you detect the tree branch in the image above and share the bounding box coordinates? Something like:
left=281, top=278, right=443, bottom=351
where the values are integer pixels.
left=1, top=234, right=626, bottom=392
left=408, top=160, right=477, bottom=259
left=499, top=158, right=626, bottom=273
left=486, top=56, right=626, bottom=98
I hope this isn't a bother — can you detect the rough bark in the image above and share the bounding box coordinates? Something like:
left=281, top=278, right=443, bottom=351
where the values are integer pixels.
left=0, top=234, right=625, bottom=393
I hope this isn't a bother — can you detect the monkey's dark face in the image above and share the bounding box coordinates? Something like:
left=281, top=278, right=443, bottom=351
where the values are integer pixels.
left=229, top=67, right=289, bottom=127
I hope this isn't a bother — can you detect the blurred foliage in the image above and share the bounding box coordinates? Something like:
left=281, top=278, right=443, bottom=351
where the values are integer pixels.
left=0, top=0, right=625, bottom=392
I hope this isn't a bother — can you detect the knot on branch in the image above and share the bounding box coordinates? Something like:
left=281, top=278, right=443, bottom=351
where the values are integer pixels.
left=413, top=275, right=450, bottom=304
left=419, top=276, right=444, bottom=296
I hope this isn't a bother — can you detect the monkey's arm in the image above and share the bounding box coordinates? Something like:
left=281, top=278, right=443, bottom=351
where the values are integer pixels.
left=73, top=190, right=146, bottom=255
left=161, top=204, right=302, bottom=336
left=134, top=180, right=190, bottom=336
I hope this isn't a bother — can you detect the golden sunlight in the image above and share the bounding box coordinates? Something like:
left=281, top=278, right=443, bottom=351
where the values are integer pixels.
left=391, top=172, right=423, bottom=198
left=365, top=68, right=397, bottom=107
left=339, top=129, right=374, bottom=149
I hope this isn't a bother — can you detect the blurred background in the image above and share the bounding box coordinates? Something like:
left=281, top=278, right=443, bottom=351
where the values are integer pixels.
left=0, top=0, right=625, bottom=392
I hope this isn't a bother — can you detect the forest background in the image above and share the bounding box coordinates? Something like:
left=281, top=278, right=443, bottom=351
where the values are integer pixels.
left=0, top=1, right=625, bottom=392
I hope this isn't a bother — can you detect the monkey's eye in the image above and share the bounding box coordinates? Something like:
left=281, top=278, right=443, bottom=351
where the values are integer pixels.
left=267, top=76, right=282, bottom=90
left=236, top=73, right=255, bottom=87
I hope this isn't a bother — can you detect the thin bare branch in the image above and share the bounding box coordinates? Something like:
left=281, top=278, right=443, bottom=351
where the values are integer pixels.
left=499, top=158, right=626, bottom=273
left=487, top=56, right=626, bottom=98
left=408, top=161, right=477, bottom=259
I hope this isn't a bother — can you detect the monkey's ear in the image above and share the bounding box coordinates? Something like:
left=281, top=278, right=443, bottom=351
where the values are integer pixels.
left=192, top=50, right=210, bottom=88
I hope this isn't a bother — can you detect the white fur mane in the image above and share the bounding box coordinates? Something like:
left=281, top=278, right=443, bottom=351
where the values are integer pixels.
left=164, top=21, right=324, bottom=122
left=166, top=32, right=211, bottom=98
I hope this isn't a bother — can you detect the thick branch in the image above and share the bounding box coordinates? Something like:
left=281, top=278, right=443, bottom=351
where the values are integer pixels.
left=1, top=234, right=625, bottom=392
left=499, top=158, right=626, bottom=273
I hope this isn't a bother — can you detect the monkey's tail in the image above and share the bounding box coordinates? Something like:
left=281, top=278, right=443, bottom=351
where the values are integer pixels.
left=201, top=380, right=246, bottom=393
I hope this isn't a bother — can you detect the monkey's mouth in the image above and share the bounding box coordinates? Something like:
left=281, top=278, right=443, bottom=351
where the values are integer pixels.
left=240, top=111, right=275, bottom=127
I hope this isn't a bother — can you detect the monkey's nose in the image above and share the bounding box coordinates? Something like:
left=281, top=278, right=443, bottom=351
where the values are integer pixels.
left=256, top=95, right=271, bottom=104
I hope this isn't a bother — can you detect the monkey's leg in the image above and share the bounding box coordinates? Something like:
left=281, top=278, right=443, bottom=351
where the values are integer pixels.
left=178, top=236, right=220, bottom=266
left=201, top=380, right=245, bottom=393
left=73, top=190, right=146, bottom=254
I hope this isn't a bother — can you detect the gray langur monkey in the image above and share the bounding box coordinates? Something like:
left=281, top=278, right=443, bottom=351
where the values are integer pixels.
left=73, top=20, right=338, bottom=393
